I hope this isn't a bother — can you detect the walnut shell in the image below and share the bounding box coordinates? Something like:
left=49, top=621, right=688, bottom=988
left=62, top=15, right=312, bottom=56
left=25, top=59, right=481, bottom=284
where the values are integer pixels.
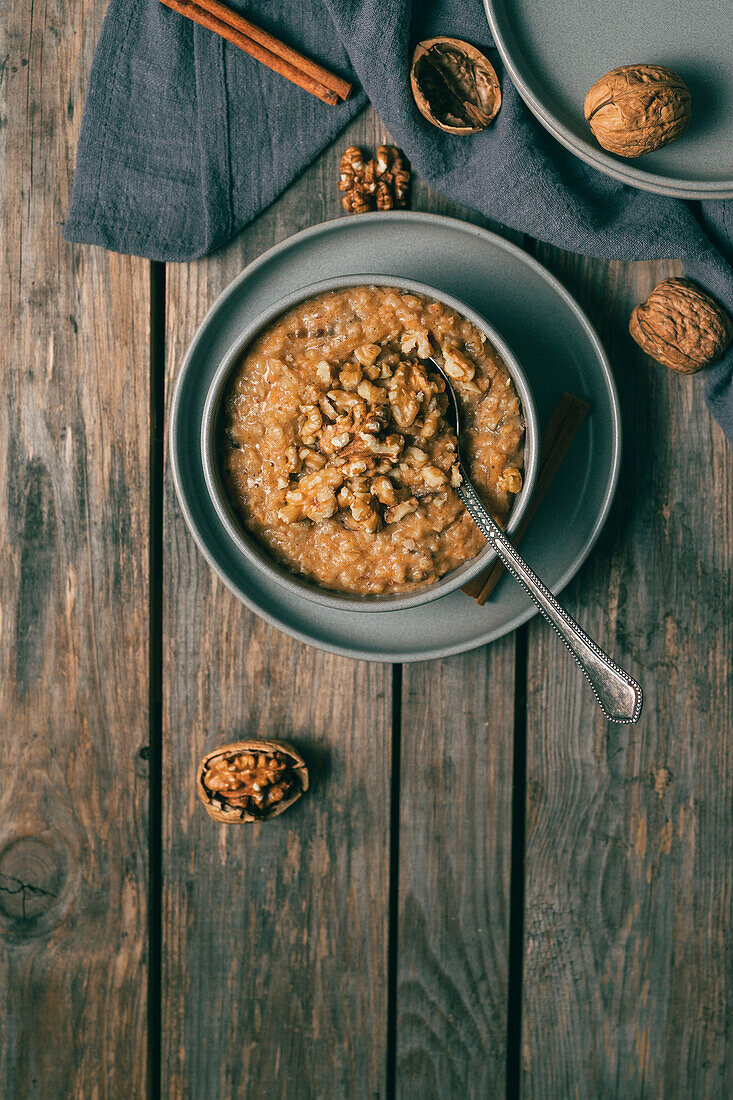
left=197, top=739, right=309, bottom=824
left=410, top=37, right=501, bottom=135
left=629, top=278, right=733, bottom=374
left=584, top=65, right=691, bottom=157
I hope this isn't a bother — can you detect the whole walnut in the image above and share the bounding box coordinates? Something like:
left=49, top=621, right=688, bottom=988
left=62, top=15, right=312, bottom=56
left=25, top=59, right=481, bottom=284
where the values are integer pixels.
left=629, top=278, right=733, bottom=374
left=584, top=65, right=691, bottom=157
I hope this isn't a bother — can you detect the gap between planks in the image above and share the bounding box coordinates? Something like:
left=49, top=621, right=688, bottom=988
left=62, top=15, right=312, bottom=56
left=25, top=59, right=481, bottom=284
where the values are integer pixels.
left=386, top=663, right=403, bottom=1100
left=506, top=625, right=529, bottom=1100
left=149, top=261, right=166, bottom=1100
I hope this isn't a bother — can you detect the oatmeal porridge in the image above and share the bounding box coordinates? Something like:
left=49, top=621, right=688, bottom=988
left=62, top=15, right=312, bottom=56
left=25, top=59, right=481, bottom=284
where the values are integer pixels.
left=222, top=285, right=525, bottom=595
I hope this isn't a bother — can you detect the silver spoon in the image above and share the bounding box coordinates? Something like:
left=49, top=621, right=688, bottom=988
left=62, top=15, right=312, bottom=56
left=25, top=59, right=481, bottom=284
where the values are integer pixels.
left=429, top=357, right=643, bottom=724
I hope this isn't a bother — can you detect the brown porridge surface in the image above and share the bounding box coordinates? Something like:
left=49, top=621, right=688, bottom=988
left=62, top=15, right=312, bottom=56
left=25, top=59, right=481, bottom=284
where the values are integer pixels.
left=223, top=286, right=525, bottom=595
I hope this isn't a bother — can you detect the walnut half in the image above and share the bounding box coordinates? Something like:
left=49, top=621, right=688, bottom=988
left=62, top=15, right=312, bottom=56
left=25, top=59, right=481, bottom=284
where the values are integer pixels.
left=629, top=278, right=733, bottom=374
left=410, top=37, right=501, bottom=135
left=197, top=740, right=308, bottom=823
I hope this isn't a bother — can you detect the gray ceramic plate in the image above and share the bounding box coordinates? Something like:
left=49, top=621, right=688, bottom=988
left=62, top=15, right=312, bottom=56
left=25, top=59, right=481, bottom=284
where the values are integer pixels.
left=170, top=212, right=621, bottom=663
left=486, top=0, right=733, bottom=199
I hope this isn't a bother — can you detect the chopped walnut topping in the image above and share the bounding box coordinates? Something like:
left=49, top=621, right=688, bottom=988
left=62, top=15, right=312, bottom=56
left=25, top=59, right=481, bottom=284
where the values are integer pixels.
left=385, top=498, right=419, bottom=524
left=354, top=343, right=381, bottom=367
left=339, top=365, right=362, bottom=391
left=299, top=447, right=328, bottom=471
left=357, top=378, right=388, bottom=404
left=443, top=344, right=476, bottom=382
left=277, top=501, right=304, bottom=524
left=497, top=466, right=523, bottom=493
left=347, top=432, right=404, bottom=460
left=307, top=489, right=339, bottom=522
left=371, top=476, right=398, bottom=506
left=319, top=394, right=337, bottom=420
left=348, top=496, right=381, bottom=532
left=403, top=446, right=429, bottom=468
left=416, top=402, right=443, bottom=439
left=299, top=405, right=322, bottom=445
left=388, top=381, right=422, bottom=429
left=328, top=389, right=365, bottom=414
left=422, top=465, right=448, bottom=489
left=315, top=359, right=332, bottom=384
left=401, top=331, right=432, bottom=359
left=319, top=423, right=352, bottom=453
left=342, top=457, right=370, bottom=478
left=273, top=347, right=465, bottom=534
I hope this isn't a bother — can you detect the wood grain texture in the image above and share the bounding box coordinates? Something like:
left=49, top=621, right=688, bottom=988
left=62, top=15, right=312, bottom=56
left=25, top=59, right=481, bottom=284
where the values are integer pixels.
left=521, top=249, right=733, bottom=1098
left=0, top=0, right=150, bottom=1096
left=161, top=109, right=395, bottom=1099
left=161, top=106, right=528, bottom=1095
left=389, top=165, right=524, bottom=1097
left=396, top=642, right=517, bottom=1098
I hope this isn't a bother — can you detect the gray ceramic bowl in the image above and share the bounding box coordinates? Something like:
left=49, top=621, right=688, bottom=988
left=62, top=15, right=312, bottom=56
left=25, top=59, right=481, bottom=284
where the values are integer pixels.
left=201, top=275, right=539, bottom=613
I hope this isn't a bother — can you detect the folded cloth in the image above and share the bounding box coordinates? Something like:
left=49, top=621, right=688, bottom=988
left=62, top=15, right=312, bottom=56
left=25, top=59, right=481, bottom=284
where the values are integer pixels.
left=63, top=0, right=733, bottom=440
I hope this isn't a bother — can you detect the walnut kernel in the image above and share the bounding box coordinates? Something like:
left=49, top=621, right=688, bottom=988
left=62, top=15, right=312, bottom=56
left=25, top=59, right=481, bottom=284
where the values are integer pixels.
left=337, top=145, right=411, bottom=214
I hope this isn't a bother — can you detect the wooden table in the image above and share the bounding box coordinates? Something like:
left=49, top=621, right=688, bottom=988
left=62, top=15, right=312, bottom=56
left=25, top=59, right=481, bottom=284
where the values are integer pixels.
left=2, top=2, right=731, bottom=1096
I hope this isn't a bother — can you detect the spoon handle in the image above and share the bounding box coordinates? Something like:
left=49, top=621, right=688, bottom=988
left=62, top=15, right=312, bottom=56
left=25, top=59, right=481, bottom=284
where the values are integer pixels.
left=459, top=476, right=642, bottom=724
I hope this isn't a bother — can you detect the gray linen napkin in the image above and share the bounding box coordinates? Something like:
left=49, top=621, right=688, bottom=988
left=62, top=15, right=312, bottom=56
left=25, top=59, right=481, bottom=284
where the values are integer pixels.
left=63, top=0, right=733, bottom=440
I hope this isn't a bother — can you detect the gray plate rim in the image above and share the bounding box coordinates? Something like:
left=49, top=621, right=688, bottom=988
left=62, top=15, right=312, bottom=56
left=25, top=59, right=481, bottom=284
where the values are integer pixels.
left=170, top=211, right=621, bottom=663
left=485, top=0, right=733, bottom=200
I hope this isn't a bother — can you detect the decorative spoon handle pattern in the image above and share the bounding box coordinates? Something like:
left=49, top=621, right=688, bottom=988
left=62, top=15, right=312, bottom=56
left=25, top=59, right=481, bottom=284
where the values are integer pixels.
left=458, top=471, right=643, bottom=724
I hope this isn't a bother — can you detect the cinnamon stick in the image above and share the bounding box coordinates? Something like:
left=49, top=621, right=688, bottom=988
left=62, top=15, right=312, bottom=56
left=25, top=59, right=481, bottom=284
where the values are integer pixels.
left=462, top=393, right=591, bottom=604
left=159, top=0, right=352, bottom=106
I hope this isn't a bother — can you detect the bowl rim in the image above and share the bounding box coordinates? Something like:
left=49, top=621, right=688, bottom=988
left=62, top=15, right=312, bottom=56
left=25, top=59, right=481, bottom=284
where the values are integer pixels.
left=200, top=274, right=540, bottom=613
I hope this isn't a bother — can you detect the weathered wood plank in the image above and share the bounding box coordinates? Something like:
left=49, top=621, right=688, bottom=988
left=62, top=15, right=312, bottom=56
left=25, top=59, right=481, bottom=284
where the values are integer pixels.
left=389, top=181, right=522, bottom=1095
left=0, top=1, right=150, bottom=1095
left=396, top=640, right=517, bottom=1098
left=161, top=109, right=394, bottom=1098
left=521, top=248, right=733, bottom=1097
